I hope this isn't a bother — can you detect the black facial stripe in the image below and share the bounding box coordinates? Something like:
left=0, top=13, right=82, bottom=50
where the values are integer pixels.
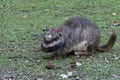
left=44, top=35, right=61, bottom=43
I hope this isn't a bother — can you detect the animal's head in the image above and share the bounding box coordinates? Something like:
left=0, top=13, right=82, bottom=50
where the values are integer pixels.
left=43, top=27, right=63, bottom=43
left=41, top=26, right=64, bottom=52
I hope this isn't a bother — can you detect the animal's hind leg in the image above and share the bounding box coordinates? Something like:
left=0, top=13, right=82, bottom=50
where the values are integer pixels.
left=74, top=41, right=94, bottom=56
left=74, top=45, right=96, bottom=56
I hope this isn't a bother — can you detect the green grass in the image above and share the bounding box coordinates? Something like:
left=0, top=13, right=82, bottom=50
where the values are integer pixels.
left=0, top=0, right=120, bottom=80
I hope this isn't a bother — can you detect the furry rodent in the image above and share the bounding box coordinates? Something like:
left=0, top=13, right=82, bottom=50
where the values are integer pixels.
left=41, top=16, right=117, bottom=56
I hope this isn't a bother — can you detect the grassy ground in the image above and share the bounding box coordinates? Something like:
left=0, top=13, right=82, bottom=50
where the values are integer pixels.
left=0, top=0, right=120, bottom=80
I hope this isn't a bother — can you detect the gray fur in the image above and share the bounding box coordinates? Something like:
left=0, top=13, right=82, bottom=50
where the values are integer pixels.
left=41, top=16, right=115, bottom=56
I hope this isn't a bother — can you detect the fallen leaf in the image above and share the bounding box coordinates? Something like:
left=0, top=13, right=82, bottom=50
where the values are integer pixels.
left=35, top=78, right=42, bottom=80
left=114, top=56, right=120, bottom=60
left=112, top=74, right=119, bottom=78
left=112, top=12, right=117, bottom=16
left=109, top=21, right=119, bottom=26
left=76, top=62, right=82, bottom=66
left=21, top=15, right=28, bottom=19
left=64, top=17, right=68, bottom=20
left=60, top=74, right=68, bottom=79
left=104, top=58, right=109, bottom=64
left=3, top=78, right=12, bottom=80
left=76, top=76, right=81, bottom=80
left=3, top=75, right=15, bottom=80
left=67, top=71, right=73, bottom=76
left=45, top=62, right=56, bottom=70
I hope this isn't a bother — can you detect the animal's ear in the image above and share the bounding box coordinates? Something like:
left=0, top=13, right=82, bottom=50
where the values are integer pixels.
left=56, top=26, right=62, bottom=33
left=43, top=27, right=49, bottom=31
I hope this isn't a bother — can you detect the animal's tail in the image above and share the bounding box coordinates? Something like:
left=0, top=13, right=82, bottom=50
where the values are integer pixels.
left=96, top=32, right=117, bottom=51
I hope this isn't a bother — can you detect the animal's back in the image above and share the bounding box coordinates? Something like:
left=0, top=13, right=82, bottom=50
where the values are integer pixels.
left=61, top=17, right=100, bottom=51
